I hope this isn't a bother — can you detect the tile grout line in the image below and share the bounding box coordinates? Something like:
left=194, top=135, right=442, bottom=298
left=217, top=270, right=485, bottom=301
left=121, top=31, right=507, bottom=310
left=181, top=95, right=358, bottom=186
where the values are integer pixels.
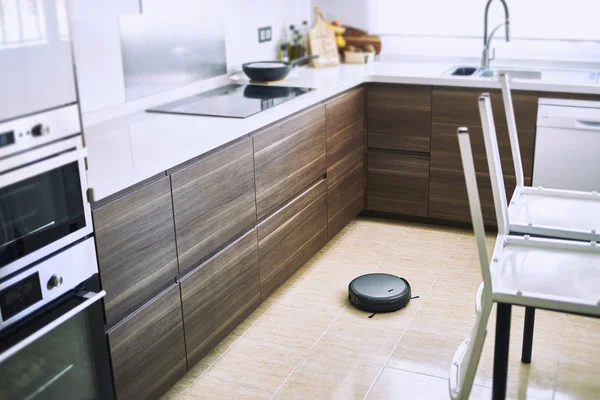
left=270, top=221, right=405, bottom=399
left=174, top=220, right=360, bottom=399
left=362, top=233, right=464, bottom=399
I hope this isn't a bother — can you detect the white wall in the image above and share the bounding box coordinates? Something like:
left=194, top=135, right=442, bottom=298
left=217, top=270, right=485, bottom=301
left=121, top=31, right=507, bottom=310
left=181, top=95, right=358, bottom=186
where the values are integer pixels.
left=368, top=0, right=600, bottom=41
left=68, top=0, right=310, bottom=121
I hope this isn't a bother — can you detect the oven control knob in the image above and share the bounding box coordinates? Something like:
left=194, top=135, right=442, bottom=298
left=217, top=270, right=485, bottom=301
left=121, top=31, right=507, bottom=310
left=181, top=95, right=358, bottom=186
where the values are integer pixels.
left=31, top=124, right=49, bottom=137
left=47, top=275, right=63, bottom=290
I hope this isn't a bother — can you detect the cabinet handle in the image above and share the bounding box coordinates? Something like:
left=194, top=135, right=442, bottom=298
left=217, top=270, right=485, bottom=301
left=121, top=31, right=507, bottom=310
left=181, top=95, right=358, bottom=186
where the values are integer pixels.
left=0, top=291, right=106, bottom=364
left=575, top=119, right=600, bottom=130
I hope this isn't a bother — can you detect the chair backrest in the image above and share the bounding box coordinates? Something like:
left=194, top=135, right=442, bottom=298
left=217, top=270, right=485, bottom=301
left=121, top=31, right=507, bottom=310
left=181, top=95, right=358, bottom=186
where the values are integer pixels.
left=499, top=74, right=525, bottom=188
left=478, top=94, right=510, bottom=235
left=452, top=127, right=493, bottom=400
left=457, top=127, right=492, bottom=292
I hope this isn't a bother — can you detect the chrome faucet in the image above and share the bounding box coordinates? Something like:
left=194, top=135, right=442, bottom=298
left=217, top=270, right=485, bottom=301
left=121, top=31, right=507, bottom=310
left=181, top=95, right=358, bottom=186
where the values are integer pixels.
left=482, top=0, right=510, bottom=70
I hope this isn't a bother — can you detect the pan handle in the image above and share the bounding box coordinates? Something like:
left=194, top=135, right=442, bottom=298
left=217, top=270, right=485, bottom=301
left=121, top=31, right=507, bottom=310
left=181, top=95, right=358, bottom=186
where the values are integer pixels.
left=289, top=55, right=319, bottom=67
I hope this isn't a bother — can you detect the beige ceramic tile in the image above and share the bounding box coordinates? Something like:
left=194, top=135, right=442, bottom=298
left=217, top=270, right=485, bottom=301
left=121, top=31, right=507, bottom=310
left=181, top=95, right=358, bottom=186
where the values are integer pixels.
left=387, top=329, right=465, bottom=378
left=243, top=304, right=335, bottom=353
left=453, top=232, right=497, bottom=254
left=274, top=355, right=382, bottom=400
left=366, top=368, right=448, bottom=399
left=199, top=337, right=304, bottom=394
left=181, top=378, right=272, bottom=400
left=555, top=358, right=600, bottom=400
left=307, top=304, right=415, bottom=366
left=475, top=337, right=559, bottom=399
left=163, top=218, right=600, bottom=399
left=409, top=296, right=477, bottom=338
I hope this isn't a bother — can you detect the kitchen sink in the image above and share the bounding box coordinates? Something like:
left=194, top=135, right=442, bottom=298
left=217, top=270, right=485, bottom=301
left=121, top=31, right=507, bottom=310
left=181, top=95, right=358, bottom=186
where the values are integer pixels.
left=447, top=66, right=481, bottom=76
left=477, top=68, right=542, bottom=80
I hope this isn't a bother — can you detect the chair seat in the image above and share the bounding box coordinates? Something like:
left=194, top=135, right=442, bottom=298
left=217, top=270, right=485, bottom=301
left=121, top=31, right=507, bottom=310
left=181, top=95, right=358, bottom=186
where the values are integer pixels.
left=509, top=187, right=600, bottom=241
left=491, top=234, right=600, bottom=315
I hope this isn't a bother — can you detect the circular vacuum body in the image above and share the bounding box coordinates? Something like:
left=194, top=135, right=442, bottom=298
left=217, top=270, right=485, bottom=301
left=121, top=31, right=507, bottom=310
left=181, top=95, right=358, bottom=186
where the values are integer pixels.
left=348, top=273, right=411, bottom=312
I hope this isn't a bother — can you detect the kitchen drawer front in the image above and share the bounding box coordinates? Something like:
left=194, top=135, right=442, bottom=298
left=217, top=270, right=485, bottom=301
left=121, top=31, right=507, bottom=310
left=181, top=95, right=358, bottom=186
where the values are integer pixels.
left=326, top=86, right=364, bottom=152
left=429, top=168, right=527, bottom=225
left=253, top=104, right=327, bottom=221
left=107, top=284, right=187, bottom=400
left=257, top=178, right=328, bottom=299
left=367, top=84, right=432, bottom=153
left=93, top=176, right=178, bottom=327
left=367, top=151, right=429, bottom=217
left=171, top=138, right=256, bottom=275
left=180, top=229, right=260, bottom=366
left=328, top=162, right=364, bottom=239
left=430, top=87, right=537, bottom=177
left=327, top=117, right=365, bottom=186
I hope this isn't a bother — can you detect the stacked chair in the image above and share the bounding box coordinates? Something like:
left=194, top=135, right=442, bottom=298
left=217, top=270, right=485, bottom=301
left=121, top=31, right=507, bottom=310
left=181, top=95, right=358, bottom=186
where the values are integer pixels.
left=448, top=74, right=600, bottom=400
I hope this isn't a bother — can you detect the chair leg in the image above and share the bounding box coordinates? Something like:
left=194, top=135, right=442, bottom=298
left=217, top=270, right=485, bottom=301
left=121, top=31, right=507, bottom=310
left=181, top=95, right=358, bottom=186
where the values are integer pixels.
left=521, top=307, right=535, bottom=364
left=493, top=303, right=512, bottom=400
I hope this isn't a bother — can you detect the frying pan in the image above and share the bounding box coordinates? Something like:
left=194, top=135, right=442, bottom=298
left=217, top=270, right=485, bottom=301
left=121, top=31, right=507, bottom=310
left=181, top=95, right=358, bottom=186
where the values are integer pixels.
left=242, top=55, right=319, bottom=82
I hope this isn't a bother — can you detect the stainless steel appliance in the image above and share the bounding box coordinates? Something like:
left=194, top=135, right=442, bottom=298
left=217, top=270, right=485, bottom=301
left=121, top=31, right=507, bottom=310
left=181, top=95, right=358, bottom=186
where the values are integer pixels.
left=534, top=98, right=600, bottom=191
left=0, top=239, right=113, bottom=399
left=147, top=84, right=315, bottom=118
left=0, top=115, right=92, bottom=280
left=0, top=2, right=114, bottom=398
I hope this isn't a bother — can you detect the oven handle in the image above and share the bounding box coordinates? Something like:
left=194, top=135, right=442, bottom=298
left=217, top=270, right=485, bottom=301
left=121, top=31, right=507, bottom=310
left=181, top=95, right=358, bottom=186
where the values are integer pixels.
left=0, top=147, right=87, bottom=190
left=0, top=290, right=105, bottom=364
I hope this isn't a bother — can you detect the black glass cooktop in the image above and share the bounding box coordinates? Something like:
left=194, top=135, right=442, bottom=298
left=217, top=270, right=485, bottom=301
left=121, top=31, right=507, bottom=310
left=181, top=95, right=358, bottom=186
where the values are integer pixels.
left=147, top=84, right=314, bottom=119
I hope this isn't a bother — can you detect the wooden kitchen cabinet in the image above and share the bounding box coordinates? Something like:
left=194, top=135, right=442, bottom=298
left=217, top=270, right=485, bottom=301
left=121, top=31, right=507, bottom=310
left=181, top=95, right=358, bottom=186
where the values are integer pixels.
left=253, top=104, right=327, bottom=221
left=257, top=178, right=328, bottom=300
left=326, top=87, right=365, bottom=239
left=171, top=138, right=256, bottom=275
left=107, top=284, right=187, bottom=400
left=93, top=176, right=178, bottom=327
left=180, top=229, right=260, bottom=366
left=429, top=87, right=537, bottom=224
left=367, top=151, right=430, bottom=217
left=367, top=83, right=432, bottom=153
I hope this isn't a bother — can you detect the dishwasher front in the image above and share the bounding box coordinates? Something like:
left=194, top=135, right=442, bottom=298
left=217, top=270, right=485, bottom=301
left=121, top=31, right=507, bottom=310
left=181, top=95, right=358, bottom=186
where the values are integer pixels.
left=534, top=98, right=600, bottom=192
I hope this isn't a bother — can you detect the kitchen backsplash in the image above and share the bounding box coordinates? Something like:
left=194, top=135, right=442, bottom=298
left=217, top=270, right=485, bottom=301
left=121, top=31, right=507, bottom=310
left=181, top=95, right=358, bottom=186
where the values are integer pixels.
left=68, top=0, right=310, bottom=119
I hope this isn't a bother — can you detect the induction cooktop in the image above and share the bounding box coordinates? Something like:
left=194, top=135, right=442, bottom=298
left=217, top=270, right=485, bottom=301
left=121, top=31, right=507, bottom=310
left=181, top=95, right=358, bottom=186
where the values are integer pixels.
left=147, top=84, right=314, bottom=119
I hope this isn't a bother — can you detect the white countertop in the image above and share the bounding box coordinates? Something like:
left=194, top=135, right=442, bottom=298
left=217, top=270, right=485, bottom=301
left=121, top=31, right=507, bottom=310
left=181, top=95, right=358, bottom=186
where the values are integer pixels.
left=85, top=61, right=600, bottom=201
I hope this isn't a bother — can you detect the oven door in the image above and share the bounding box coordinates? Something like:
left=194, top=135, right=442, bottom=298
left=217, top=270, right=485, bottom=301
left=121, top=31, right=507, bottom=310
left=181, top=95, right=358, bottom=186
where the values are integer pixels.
left=0, top=283, right=114, bottom=399
left=0, top=0, right=77, bottom=123
left=0, top=137, right=92, bottom=279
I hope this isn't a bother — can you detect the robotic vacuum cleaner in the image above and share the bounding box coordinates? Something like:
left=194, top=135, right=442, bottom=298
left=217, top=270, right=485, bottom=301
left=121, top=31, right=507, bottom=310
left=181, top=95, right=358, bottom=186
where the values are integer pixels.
left=348, top=273, right=411, bottom=312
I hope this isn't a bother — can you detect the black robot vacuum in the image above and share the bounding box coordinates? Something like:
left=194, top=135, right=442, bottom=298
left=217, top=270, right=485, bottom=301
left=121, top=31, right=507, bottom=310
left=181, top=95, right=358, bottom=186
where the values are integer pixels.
left=348, top=273, right=412, bottom=312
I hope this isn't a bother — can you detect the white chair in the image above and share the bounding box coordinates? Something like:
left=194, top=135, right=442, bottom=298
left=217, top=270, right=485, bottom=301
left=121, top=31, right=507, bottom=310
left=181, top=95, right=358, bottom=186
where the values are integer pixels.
left=448, top=125, right=600, bottom=400
left=496, top=73, right=600, bottom=243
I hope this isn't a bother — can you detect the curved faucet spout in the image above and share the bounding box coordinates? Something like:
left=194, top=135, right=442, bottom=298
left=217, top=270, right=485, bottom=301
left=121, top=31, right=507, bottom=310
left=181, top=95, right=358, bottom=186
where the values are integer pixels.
left=484, top=0, right=510, bottom=45
left=482, top=0, right=511, bottom=69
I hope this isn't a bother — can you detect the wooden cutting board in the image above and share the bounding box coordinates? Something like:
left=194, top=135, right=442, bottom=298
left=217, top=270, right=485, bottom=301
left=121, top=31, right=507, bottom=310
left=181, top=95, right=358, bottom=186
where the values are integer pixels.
left=308, top=7, right=339, bottom=68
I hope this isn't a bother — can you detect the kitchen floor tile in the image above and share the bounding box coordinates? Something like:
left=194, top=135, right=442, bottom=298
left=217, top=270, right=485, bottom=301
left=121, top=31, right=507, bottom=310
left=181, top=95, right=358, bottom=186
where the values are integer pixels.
left=163, top=217, right=600, bottom=400
left=366, top=368, right=448, bottom=399
left=387, top=329, right=465, bottom=378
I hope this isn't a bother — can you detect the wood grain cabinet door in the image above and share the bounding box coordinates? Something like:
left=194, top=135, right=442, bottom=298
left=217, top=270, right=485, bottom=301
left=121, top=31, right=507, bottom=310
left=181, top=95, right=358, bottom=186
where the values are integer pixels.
left=107, top=284, right=187, bottom=400
left=429, top=87, right=537, bottom=224
left=367, top=151, right=430, bottom=217
left=93, top=176, right=178, bottom=326
left=253, top=104, right=327, bottom=221
left=180, top=229, right=260, bottom=367
left=257, top=179, right=328, bottom=300
left=367, top=84, right=432, bottom=152
left=171, top=138, right=256, bottom=275
left=326, top=87, right=365, bottom=239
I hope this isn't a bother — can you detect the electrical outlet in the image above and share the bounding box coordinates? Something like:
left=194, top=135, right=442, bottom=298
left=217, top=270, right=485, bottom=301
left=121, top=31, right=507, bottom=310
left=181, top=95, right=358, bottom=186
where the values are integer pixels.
left=258, top=26, right=272, bottom=43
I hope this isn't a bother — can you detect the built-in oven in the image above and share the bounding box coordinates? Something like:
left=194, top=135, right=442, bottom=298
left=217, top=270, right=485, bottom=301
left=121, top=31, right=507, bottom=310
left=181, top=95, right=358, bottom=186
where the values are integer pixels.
left=0, top=238, right=114, bottom=399
left=0, top=111, right=92, bottom=280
